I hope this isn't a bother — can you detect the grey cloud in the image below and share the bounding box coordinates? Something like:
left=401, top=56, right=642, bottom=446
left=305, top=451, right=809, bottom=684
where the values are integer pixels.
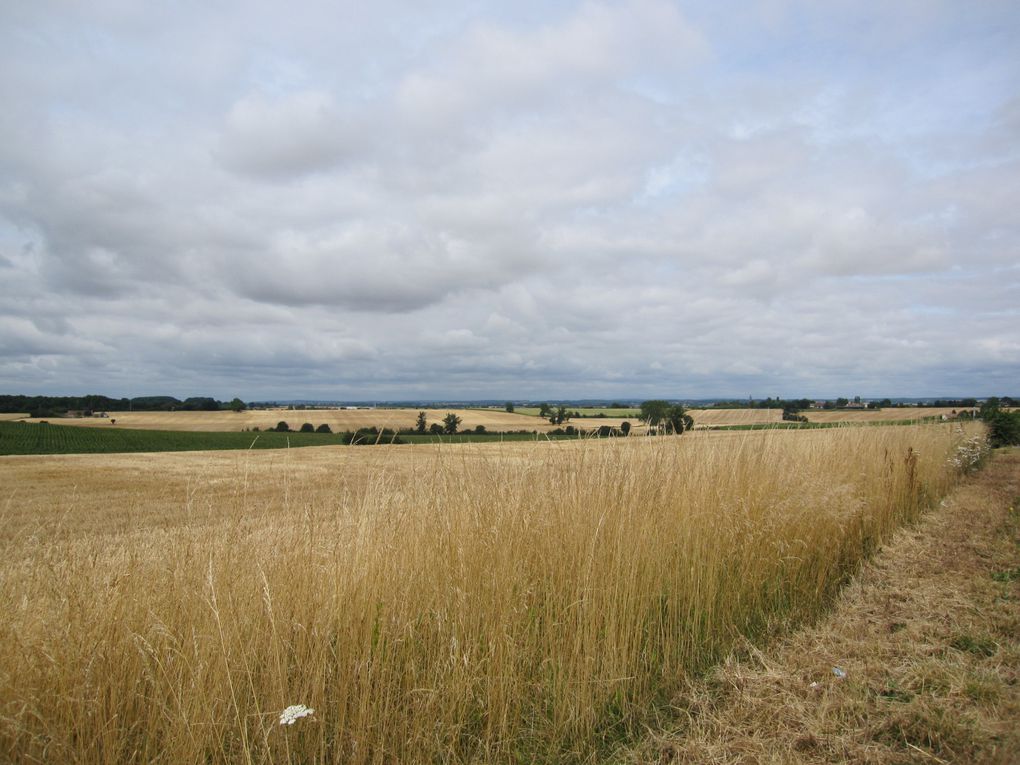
left=394, top=0, right=707, bottom=128
left=0, top=0, right=1017, bottom=399
left=226, top=221, right=539, bottom=311
left=216, top=91, right=372, bottom=180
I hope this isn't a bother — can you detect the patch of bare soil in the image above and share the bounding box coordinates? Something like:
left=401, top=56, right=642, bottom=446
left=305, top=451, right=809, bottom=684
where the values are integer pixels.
left=632, top=449, right=1020, bottom=764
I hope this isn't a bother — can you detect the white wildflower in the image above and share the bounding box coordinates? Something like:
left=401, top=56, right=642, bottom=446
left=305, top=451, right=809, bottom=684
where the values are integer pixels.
left=279, top=704, right=315, bottom=726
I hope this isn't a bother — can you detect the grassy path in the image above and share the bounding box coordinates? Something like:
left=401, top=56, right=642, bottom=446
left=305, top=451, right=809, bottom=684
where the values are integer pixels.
left=630, top=448, right=1020, bottom=764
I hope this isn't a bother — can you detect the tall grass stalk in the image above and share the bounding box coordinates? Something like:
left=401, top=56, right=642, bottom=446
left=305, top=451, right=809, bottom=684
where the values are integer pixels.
left=0, top=424, right=981, bottom=763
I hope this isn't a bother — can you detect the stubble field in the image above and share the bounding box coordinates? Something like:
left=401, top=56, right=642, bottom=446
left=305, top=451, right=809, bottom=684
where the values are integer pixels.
left=0, top=423, right=985, bottom=763
left=802, top=407, right=963, bottom=423
left=686, top=408, right=783, bottom=426
left=18, top=408, right=558, bottom=433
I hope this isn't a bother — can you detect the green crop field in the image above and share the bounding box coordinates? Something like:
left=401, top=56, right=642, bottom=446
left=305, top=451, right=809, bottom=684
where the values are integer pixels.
left=0, top=421, right=348, bottom=455
left=0, top=421, right=590, bottom=455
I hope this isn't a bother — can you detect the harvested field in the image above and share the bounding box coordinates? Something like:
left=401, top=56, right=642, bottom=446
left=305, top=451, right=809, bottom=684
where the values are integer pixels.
left=17, top=407, right=558, bottom=433
left=688, top=408, right=784, bottom=426
left=0, top=423, right=984, bottom=763
left=803, top=407, right=962, bottom=423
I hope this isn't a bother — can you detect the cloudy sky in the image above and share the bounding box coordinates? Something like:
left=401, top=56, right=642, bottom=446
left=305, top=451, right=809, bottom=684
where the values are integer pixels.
left=1, top=1, right=1017, bottom=400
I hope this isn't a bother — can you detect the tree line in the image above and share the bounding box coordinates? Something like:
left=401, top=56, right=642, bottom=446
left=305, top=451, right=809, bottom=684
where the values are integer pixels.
left=0, top=394, right=251, bottom=418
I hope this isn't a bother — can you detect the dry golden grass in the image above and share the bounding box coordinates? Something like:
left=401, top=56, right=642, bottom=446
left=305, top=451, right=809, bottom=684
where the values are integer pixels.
left=17, top=407, right=559, bottom=433
left=803, top=407, right=961, bottom=424
left=631, top=447, right=1020, bottom=764
left=0, top=425, right=984, bottom=763
left=0, top=413, right=29, bottom=421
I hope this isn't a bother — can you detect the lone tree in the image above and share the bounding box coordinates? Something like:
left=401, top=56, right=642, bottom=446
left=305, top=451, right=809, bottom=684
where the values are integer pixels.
left=229, top=398, right=246, bottom=412
left=620, top=421, right=631, bottom=436
left=538, top=402, right=552, bottom=418
left=665, top=404, right=694, bottom=433
left=639, top=400, right=693, bottom=434
left=504, top=401, right=515, bottom=413
left=415, top=411, right=428, bottom=434
left=549, top=405, right=569, bottom=425
left=442, top=412, right=462, bottom=435
left=639, top=400, right=670, bottom=431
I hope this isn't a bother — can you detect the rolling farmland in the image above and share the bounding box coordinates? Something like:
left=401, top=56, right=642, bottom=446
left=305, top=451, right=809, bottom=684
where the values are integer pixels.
left=16, top=407, right=561, bottom=433
left=9, top=406, right=976, bottom=438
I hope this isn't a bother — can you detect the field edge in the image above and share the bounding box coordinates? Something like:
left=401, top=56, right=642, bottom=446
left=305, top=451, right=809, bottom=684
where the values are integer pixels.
left=625, top=447, right=1020, bottom=764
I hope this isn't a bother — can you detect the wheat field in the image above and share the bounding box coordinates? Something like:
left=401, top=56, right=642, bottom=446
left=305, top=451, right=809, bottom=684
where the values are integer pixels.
left=0, top=424, right=982, bottom=763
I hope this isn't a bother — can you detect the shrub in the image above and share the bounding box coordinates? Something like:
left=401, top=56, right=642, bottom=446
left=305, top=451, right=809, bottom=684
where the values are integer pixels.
left=315, top=424, right=332, bottom=434
left=474, top=425, right=486, bottom=434
left=299, top=423, right=315, bottom=433
left=275, top=421, right=290, bottom=432
left=987, top=410, right=1020, bottom=448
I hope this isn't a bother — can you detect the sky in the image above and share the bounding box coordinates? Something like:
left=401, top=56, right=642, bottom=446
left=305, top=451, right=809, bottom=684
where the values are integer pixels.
left=1, top=0, right=1018, bottom=401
